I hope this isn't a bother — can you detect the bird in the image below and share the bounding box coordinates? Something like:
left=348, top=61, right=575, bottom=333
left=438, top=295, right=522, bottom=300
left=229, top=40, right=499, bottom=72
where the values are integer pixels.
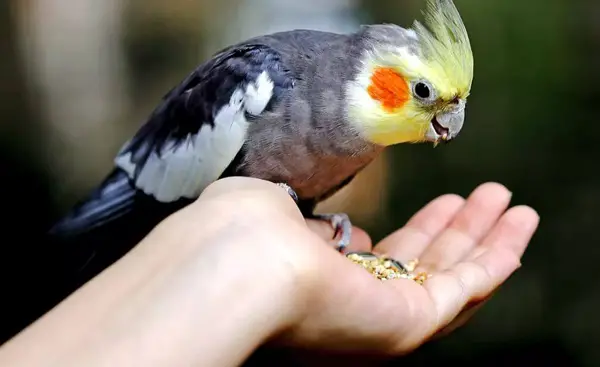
left=48, top=0, right=474, bottom=287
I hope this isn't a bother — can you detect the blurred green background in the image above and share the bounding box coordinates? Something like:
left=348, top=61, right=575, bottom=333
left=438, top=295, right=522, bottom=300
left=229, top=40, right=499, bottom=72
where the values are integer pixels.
left=0, top=0, right=598, bottom=365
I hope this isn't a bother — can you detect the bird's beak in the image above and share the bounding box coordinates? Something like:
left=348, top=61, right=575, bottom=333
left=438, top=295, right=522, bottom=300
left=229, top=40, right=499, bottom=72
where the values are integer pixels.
left=426, top=104, right=466, bottom=144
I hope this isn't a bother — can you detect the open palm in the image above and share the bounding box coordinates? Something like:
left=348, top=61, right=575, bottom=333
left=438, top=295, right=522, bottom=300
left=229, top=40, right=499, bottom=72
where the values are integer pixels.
left=280, top=182, right=539, bottom=357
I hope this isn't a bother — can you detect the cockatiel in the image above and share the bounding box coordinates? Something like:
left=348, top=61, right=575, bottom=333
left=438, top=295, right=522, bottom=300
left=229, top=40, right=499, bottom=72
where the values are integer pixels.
left=49, top=0, right=473, bottom=283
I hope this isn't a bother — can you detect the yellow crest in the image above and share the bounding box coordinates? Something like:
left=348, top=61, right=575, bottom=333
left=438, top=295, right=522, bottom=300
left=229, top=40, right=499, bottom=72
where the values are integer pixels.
left=412, top=0, right=474, bottom=97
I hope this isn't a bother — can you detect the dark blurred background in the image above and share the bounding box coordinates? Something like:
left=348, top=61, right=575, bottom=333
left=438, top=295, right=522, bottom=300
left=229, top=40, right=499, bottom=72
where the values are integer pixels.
left=0, top=0, right=597, bottom=365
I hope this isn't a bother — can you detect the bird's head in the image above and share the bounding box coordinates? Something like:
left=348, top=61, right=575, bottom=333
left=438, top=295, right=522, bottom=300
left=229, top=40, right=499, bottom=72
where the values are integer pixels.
left=347, top=0, right=474, bottom=146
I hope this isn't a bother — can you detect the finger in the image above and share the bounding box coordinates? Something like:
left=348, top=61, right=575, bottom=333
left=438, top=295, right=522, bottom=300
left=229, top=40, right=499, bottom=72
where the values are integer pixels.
left=417, top=182, right=512, bottom=272
left=306, top=220, right=372, bottom=252
left=467, top=205, right=540, bottom=261
left=374, top=194, right=465, bottom=264
left=423, top=206, right=539, bottom=329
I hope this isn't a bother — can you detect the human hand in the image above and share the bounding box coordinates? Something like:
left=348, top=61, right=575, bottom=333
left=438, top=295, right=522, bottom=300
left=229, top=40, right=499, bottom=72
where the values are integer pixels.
left=192, top=178, right=539, bottom=356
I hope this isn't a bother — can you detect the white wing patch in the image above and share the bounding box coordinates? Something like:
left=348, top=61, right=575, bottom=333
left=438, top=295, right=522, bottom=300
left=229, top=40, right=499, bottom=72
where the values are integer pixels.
left=244, top=71, right=275, bottom=115
left=115, top=71, right=275, bottom=203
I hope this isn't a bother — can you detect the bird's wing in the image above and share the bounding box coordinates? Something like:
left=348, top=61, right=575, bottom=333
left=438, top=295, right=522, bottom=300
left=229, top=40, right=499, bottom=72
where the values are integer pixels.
left=50, top=44, right=295, bottom=238
left=112, top=43, right=296, bottom=204
left=116, top=43, right=295, bottom=203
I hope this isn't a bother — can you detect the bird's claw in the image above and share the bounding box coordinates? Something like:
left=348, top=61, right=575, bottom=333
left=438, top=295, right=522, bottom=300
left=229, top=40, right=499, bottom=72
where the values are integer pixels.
left=275, top=182, right=352, bottom=253
left=313, top=213, right=352, bottom=253
left=276, top=182, right=299, bottom=203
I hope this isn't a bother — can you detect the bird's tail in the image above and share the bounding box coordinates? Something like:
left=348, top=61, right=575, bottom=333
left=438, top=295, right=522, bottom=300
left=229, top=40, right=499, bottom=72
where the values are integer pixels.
left=47, top=169, right=138, bottom=287
left=47, top=168, right=183, bottom=290
left=49, top=168, right=137, bottom=239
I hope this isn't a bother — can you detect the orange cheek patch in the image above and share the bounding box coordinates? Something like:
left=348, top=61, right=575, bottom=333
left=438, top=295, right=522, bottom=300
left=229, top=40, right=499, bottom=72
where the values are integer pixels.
left=367, top=67, right=410, bottom=111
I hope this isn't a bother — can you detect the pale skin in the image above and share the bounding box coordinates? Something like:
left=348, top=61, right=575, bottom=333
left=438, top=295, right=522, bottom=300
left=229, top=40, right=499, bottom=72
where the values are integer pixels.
left=0, top=177, right=539, bottom=366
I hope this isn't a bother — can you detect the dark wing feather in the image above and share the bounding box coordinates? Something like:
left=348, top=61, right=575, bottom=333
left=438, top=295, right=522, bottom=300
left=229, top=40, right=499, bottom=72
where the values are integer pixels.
left=48, top=169, right=137, bottom=238
left=49, top=43, right=294, bottom=239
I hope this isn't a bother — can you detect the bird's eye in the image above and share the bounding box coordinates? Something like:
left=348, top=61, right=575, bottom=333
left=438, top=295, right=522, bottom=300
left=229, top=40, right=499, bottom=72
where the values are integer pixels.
left=414, top=82, right=431, bottom=99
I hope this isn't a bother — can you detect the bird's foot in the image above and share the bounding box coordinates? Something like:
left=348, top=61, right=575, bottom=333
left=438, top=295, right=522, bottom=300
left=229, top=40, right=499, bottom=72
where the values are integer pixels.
left=275, top=182, right=352, bottom=253
left=312, top=213, right=352, bottom=253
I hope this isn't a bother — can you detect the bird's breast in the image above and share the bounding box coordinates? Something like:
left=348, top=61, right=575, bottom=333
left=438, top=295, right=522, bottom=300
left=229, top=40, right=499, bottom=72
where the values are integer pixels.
left=239, top=132, right=380, bottom=201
